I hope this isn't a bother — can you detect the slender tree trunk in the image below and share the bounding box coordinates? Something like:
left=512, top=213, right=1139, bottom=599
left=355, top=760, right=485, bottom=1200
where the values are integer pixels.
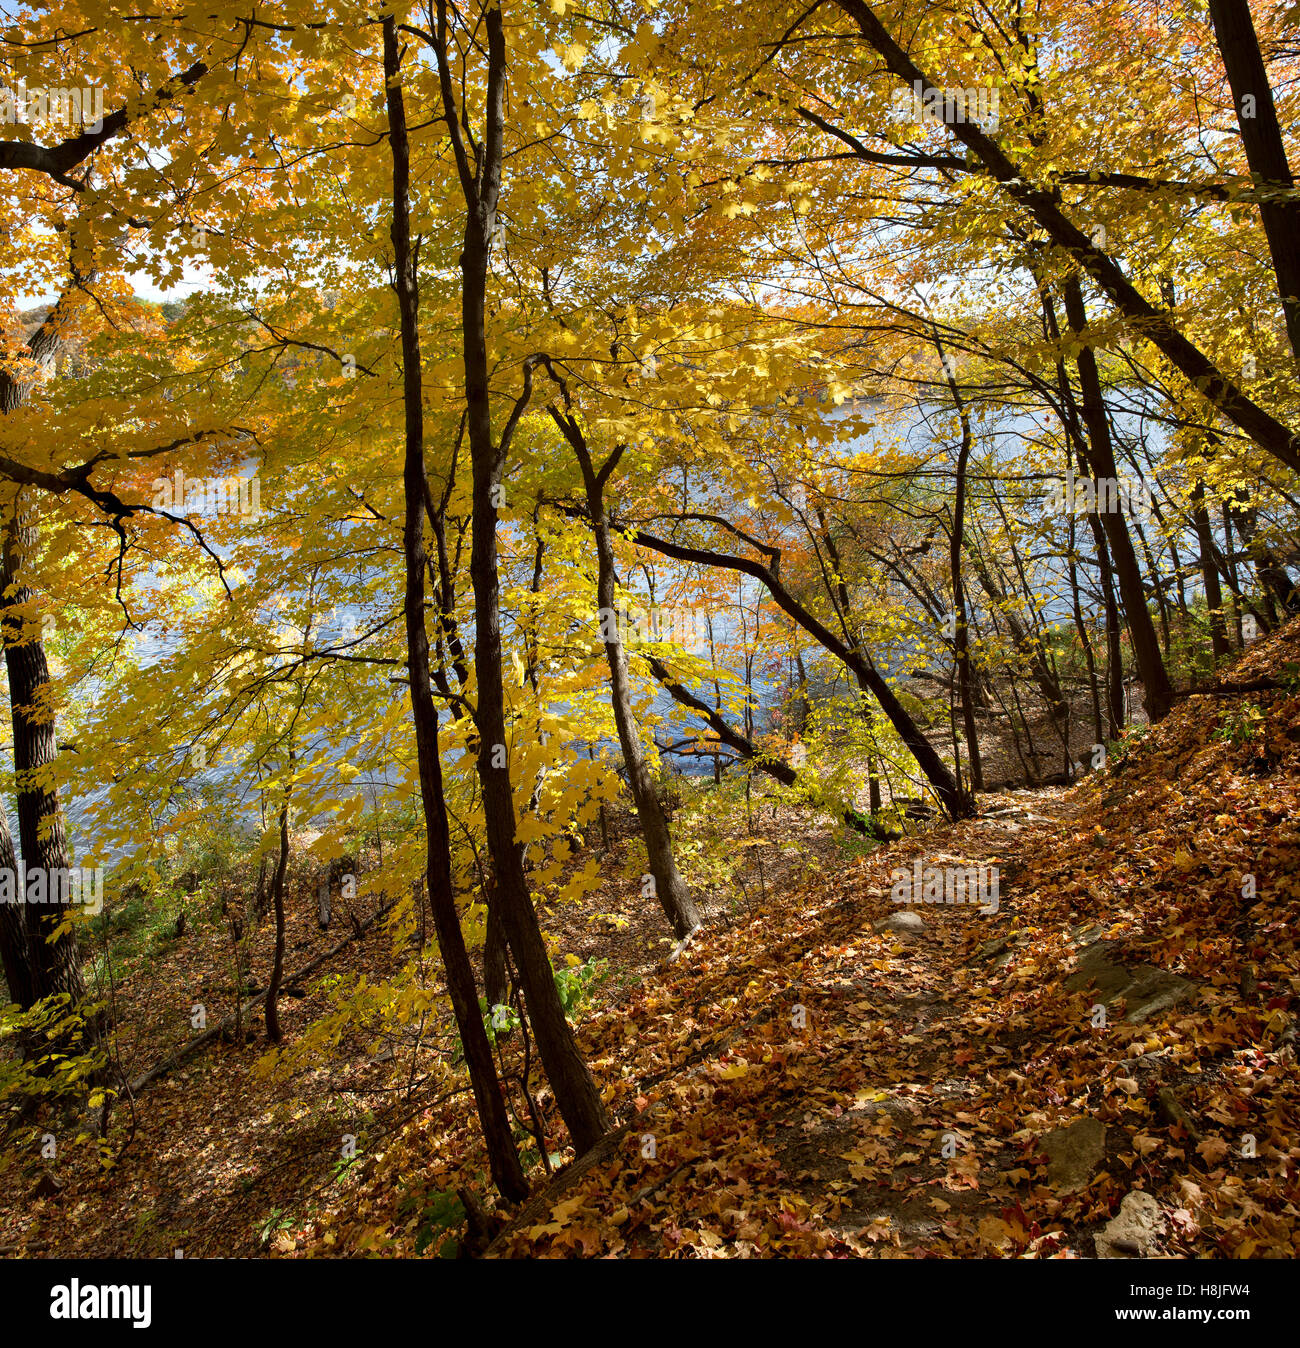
left=1061, top=279, right=1174, bottom=722
left=950, top=519, right=981, bottom=789
left=1130, top=512, right=1172, bottom=658
left=1090, top=519, right=1127, bottom=737
left=264, top=779, right=290, bottom=1044
left=939, top=345, right=983, bottom=791
left=593, top=552, right=701, bottom=938
left=1166, top=532, right=1192, bottom=633
left=564, top=419, right=701, bottom=938
left=1191, top=481, right=1232, bottom=662
left=1006, top=672, right=1041, bottom=783
left=1227, top=488, right=1297, bottom=619
left=484, top=887, right=509, bottom=1013
left=485, top=763, right=547, bottom=1012
left=709, top=619, right=725, bottom=786
left=1219, top=504, right=1275, bottom=639
left=431, top=2, right=610, bottom=1155
left=1066, top=513, right=1105, bottom=745
left=385, top=17, right=529, bottom=1201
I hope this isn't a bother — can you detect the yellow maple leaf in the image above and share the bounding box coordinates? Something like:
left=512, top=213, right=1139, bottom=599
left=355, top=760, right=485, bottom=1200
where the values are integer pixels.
left=550, top=1194, right=586, bottom=1223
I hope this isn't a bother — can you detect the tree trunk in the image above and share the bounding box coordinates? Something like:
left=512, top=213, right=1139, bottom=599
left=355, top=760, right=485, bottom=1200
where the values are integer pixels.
left=1, top=502, right=84, bottom=1011
left=1089, top=514, right=1126, bottom=737
left=0, top=802, right=34, bottom=1007
left=1207, top=0, right=1300, bottom=363
left=1226, top=487, right=1297, bottom=619
left=483, top=886, right=509, bottom=1012
left=0, top=297, right=87, bottom=1018
left=1065, top=513, right=1105, bottom=746
left=563, top=417, right=701, bottom=938
left=620, top=518, right=974, bottom=820
left=434, top=2, right=610, bottom=1155
left=1191, top=481, right=1232, bottom=662
left=1061, top=279, right=1174, bottom=722
left=263, top=781, right=290, bottom=1044
left=942, top=360, right=983, bottom=792
left=385, top=15, right=530, bottom=1202
left=1130, top=511, right=1172, bottom=658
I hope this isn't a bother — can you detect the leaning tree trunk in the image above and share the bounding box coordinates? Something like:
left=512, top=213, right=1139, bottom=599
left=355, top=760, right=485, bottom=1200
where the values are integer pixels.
left=619, top=520, right=974, bottom=821
left=385, top=15, right=530, bottom=1203
left=569, top=425, right=701, bottom=939
left=1226, top=487, right=1297, bottom=620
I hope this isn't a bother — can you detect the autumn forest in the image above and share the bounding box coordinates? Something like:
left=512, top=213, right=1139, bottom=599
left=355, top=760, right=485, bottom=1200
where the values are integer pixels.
left=1, top=0, right=1299, bottom=1299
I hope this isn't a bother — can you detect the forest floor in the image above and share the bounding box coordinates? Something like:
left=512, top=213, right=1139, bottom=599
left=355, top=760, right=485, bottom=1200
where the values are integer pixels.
left=2, top=621, right=1298, bottom=1258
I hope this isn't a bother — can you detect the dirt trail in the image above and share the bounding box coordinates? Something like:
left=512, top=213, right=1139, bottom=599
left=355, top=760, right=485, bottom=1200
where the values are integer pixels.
left=762, top=793, right=1081, bottom=1251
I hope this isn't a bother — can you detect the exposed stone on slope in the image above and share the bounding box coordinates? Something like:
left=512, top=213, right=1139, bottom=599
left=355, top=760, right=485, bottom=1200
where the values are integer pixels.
left=873, top=911, right=925, bottom=937
left=1065, top=940, right=1198, bottom=1023
left=1095, top=1191, right=1165, bottom=1258
left=1041, top=1116, right=1107, bottom=1192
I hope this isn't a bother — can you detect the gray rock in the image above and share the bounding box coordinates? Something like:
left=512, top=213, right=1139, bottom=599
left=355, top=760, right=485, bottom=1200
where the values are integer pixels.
left=874, top=911, right=925, bottom=937
left=971, top=933, right=1016, bottom=963
left=1065, top=942, right=1132, bottom=999
left=1065, top=941, right=1198, bottom=1023
left=1096, top=1191, right=1165, bottom=1258
left=1124, top=966, right=1199, bottom=1024
left=1041, top=1116, right=1107, bottom=1192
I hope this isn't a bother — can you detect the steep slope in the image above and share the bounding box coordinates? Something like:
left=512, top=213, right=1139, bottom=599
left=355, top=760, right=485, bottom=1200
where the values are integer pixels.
left=461, top=618, right=1298, bottom=1257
